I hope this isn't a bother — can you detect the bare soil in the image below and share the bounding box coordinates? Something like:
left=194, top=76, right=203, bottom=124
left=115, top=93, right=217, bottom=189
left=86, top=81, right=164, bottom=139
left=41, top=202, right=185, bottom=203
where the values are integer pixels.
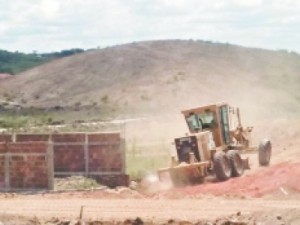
left=1, top=195, right=300, bottom=224
left=1, top=160, right=300, bottom=224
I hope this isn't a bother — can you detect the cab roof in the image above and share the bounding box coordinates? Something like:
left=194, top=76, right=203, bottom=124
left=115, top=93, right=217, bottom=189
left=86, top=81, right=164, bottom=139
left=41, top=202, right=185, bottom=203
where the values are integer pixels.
left=181, top=102, right=228, bottom=116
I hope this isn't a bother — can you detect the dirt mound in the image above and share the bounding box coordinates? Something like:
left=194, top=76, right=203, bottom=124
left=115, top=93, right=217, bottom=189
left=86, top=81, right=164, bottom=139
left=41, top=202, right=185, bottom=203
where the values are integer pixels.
left=165, top=161, right=300, bottom=198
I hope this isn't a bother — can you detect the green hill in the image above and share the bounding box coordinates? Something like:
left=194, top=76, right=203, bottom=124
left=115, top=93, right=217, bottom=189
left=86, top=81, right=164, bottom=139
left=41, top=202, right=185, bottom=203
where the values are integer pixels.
left=0, top=48, right=84, bottom=75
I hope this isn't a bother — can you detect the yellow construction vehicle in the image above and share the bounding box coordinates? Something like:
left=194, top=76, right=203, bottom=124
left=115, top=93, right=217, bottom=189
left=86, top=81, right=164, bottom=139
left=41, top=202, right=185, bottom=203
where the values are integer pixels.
left=158, top=103, right=272, bottom=186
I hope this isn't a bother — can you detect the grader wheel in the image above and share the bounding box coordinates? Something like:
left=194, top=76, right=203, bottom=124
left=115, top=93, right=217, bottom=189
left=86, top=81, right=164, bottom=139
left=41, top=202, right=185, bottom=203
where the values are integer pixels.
left=213, top=151, right=231, bottom=181
left=258, top=139, right=272, bottom=166
left=227, top=150, right=244, bottom=177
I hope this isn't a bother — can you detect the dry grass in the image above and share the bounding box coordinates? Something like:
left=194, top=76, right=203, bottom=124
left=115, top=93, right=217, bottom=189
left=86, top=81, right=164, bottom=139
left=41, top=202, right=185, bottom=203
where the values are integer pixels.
left=1, top=40, right=300, bottom=122
left=54, top=176, right=103, bottom=191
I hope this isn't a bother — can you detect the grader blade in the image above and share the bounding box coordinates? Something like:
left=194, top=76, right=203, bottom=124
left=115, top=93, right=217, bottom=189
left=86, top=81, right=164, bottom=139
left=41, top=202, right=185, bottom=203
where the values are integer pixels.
left=158, top=162, right=209, bottom=187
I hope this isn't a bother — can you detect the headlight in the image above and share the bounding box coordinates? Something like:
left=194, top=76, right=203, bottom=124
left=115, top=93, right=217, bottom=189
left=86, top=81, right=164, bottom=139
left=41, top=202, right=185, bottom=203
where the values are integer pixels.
left=208, top=132, right=216, bottom=150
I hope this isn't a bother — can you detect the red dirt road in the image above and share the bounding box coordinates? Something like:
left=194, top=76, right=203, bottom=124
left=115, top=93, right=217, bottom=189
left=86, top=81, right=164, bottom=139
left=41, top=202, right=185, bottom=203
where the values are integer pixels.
left=174, top=161, right=300, bottom=198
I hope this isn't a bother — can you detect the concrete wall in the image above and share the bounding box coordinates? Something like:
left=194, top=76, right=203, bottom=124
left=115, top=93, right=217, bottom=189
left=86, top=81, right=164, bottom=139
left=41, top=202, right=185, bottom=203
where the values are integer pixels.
left=0, top=132, right=128, bottom=190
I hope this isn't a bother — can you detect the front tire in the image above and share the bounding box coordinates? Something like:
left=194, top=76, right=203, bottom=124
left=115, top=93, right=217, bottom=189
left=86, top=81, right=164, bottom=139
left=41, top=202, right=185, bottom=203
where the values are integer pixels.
left=213, top=151, right=231, bottom=181
left=258, top=139, right=272, bottom=166
left=227, top=150, right=244, bottom=177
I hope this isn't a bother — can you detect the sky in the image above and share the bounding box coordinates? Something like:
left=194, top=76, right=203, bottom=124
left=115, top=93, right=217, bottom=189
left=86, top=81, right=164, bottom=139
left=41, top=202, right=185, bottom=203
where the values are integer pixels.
left=0, top=0, right=300, bottom=53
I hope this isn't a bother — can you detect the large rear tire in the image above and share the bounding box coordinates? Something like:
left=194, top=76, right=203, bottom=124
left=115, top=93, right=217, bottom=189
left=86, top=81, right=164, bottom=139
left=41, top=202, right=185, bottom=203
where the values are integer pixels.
left=227, top=150, right=244, bottom=177
left=213, top=151, right=231, bottom=181
left=258, top=139, right=272, bottom=166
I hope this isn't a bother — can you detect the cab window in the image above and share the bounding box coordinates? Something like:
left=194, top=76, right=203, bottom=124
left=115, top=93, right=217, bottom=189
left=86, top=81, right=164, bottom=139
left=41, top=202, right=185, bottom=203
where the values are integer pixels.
left=186, top=114, right=202, bottom=131
left=186, top=111, right=217, bottom=132
left=198, top=111, right=216, bottom=129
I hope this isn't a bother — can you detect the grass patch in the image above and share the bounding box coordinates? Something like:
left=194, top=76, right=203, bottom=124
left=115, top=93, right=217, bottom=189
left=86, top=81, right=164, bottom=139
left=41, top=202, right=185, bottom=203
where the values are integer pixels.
left=0, top=114, right=53, bottom=130
left=127, top=154, right=170, bottom=180
left=0, top=116, right=29, bottom=129
left=126, top=140, right=171, bottom=180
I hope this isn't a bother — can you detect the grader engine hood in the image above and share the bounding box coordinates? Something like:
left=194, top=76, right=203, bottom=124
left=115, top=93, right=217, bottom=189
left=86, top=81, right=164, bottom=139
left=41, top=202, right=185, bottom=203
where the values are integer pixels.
left=175, top=136, right=200, bottom=163
left=175, top=131, right=216, bottom=163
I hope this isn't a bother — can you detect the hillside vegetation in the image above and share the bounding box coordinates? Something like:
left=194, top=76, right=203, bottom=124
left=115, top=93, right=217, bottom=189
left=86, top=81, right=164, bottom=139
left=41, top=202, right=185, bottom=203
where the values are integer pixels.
left=1, top=40, right=300, bottom=122
left=0, top=48, right=84, bottom=75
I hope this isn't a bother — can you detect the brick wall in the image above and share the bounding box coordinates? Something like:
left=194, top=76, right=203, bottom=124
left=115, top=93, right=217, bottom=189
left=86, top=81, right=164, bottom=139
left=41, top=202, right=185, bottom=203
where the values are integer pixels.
left=88, top=133, right=123, bottom=173
left=54, top=145, right=85, bottom=172
left=0, top=134, right=12, bottom=142
left=49, top=132, right=128, bottom=187
left=0, top=132, right=128, bottom=188
left=0, top=142, right=53, bottom=191
left=16, top=134, right=50, bottom=142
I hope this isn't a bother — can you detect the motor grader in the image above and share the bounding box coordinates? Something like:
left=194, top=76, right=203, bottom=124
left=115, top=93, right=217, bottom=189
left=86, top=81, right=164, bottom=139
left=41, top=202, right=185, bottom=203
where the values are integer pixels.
left=157, top=102, right=272, bottom=186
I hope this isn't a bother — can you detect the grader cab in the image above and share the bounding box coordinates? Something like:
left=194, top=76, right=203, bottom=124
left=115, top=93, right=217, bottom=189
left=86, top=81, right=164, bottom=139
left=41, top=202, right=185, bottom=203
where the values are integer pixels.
left=158, top=103, right=272, bottom=186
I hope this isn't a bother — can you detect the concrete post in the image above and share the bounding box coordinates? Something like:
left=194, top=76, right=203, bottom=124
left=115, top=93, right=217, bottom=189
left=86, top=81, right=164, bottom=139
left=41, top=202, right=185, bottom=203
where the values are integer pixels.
left=4, top=153, right=10, bottom=191
left=12, top=133, right=16, bottom=142
left=47, top=141, right=54, bottom=190
left=84, top=133, right=89, bottom=176
left=120, top=130, right=126, bottom=174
